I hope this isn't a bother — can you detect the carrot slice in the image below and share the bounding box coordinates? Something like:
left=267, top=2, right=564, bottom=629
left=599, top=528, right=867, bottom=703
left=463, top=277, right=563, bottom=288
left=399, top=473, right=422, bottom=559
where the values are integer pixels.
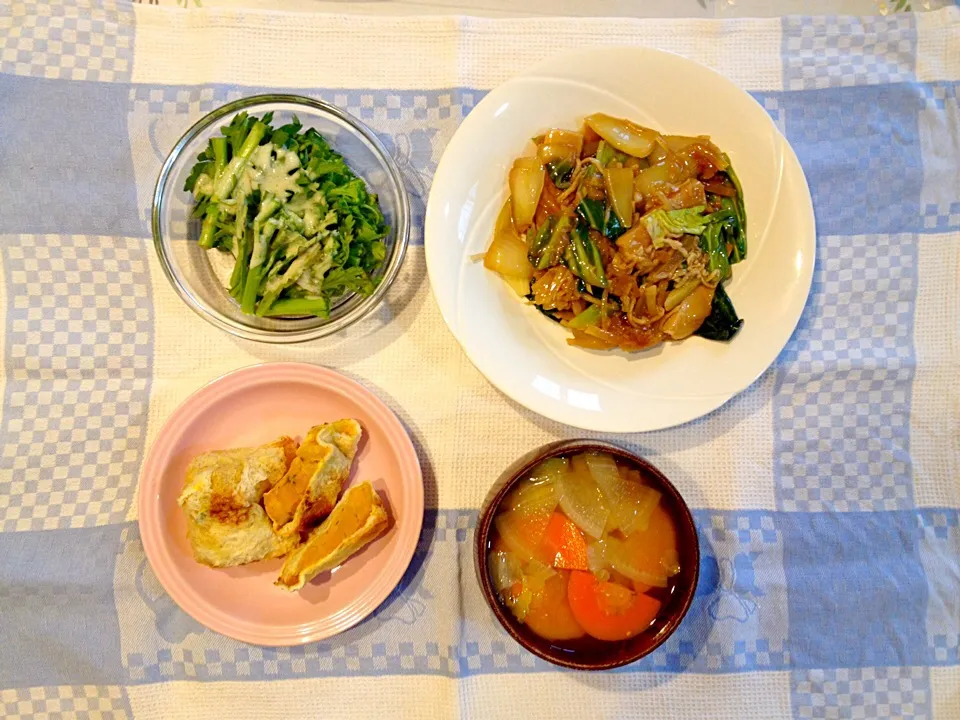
left=495, top=510, right=553, bottom=565
left=567, top=570, right=661, bottom=641
left=541, top=512, right=589, bottom=570
left=524, top=572, right=586, bottom=641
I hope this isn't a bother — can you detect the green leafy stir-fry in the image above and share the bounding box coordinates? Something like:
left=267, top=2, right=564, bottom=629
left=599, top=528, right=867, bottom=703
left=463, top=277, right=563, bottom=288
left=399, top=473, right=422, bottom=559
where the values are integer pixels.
left=484, top=114, right=747, bottom=352
left=184, top=111, right=388, bottom=318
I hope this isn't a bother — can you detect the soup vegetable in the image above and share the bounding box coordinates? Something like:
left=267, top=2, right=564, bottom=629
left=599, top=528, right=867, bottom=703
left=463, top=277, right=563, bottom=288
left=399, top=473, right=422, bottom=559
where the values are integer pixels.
left=484, top=113, right=746, bottom=352
left=184, top=111, right=389, bottom=319
left=487, top=452, right=681, bottom=644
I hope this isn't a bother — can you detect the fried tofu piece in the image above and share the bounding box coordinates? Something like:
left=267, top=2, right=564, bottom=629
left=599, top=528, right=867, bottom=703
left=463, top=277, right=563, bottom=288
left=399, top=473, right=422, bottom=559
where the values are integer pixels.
left=276, top=481, right=388, bottom=592
left=263, top=419, right=362, bottom=536
left=178, top=437, right=299, bottom=568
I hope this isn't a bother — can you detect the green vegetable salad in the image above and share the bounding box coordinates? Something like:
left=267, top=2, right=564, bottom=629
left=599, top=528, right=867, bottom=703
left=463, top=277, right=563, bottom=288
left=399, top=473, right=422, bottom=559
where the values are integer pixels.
left=184, top=111, right=389, bottom=318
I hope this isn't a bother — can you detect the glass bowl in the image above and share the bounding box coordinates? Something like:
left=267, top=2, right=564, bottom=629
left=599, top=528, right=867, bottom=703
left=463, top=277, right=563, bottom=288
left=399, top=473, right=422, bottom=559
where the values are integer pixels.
left=152, top=95, right=410, bottom=343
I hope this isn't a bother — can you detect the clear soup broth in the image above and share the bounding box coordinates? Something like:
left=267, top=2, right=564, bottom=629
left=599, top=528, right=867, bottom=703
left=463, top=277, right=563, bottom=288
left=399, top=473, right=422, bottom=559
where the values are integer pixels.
left=487, top=451, right=681, bottom=651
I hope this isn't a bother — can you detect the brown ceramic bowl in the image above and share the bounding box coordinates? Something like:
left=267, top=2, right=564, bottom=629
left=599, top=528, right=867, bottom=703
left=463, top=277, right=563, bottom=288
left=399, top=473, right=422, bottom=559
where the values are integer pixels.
left=474, top=440, right=699, bottom=670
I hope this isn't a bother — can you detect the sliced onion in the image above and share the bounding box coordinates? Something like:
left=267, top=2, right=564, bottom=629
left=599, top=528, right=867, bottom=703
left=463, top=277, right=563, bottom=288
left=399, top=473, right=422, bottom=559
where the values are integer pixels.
left=584, top=454, right=661, bottom=535
left=485, top=200, right=534, bottom=280
left=616, top=483, right=662, bottom=536
left=509, top=157, right=545, bottom=232
left=501, top=274, right=531, bottom=297
left=489, top=550, right=524, bottom=596
left=664, top=135, right=700, bottom=152
left=603, top=535, right=669, bottom=587
left=528, top=456, right=569, bottom=484
left=513, top=560, right=556, bottom=622
left=586, top=539, right=610, bottom=579
left=542, top=128, right=584, bottom=158
left=504, top=477, right=559, bottom=516
left=582, top=452, right=621, bottom=500
left=558, top=455, right=610, bottom=539
left=662, top=284, right=715, bottom=339
left=567, top=328, right=617, bottom=350
left=584, top=113, right=659, bottom=158
left=604, top=167, right=635, bottom=227
left=635, top=163, right=676, bottom=198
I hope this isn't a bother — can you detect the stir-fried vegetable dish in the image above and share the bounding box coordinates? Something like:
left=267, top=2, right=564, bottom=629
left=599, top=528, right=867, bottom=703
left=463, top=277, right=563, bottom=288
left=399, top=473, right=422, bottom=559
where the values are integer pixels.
left=484, top=113, right=746, bottom=351
left=488, top=452, right=680, bottom=644
left=185, top=112, right=388, bottom=318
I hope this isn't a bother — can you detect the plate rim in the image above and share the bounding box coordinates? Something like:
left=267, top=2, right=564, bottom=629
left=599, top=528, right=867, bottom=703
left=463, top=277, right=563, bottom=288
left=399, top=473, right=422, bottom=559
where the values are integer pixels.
left=424, top=46, right=816, bottom=433
left=137, top=361, right=425, bottom=646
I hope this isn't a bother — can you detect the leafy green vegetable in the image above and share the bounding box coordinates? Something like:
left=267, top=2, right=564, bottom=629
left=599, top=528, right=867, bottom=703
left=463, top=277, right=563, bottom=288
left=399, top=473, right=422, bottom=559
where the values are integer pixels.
left=722, top=156, right=747, bottom=257
left=641, top=206, right=710, bottom=247
left=695, top=283, right=743, bottom=341
left=527, top=217, right=555, bottom=266
left=566, top=301, right=618, bottom=329
left=564, top=225, right=608, bottom=288
left=546, top=159, right=576, bottom=189
left=699, top=222, right=731, bottom=281
left=595, top=141, right=626, bottom=168
left=530, top=215, right=572, bottom=270
left=183, top=112, right=389, bottom=318
left=567, top=304, right=601, bottom=329
left=576, top=197, right=605, bottom=231
left=603, top=207, right=627, bottom=240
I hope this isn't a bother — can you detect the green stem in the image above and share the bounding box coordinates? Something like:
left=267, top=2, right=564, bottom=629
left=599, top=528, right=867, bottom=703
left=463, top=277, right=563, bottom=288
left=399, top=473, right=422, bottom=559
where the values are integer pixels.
left=198, top=207, right=219, bottom=249
left=230, top=225, right=252, bottom=296
left=213, top=121, right=267, bottom=201
left=255, top=243, right=322, bottom=316
left=241, top=224, right=278, bottom=314
left=211, top=137, right=228, bottom=181
left=259, top=297, right=330, bottom=318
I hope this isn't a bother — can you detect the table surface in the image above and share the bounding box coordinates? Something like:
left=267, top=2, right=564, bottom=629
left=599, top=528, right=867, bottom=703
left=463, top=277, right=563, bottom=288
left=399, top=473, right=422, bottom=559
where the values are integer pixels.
left=138, top=0, right=952, bottom=16
left=1, top=1, right=959, bottom=719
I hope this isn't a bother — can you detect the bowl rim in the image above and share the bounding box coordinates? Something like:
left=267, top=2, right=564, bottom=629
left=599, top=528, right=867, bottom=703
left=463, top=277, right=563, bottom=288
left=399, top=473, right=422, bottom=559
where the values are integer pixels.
left=424, top=46, right=816, bottom=432
left=474, top=439, right=700, bottom=670
left=151, top=93, right=411, bottom=344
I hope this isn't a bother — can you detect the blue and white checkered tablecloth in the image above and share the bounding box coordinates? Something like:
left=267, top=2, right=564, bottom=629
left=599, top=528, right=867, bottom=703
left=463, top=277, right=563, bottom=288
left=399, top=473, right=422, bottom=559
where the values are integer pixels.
left=0, top=1, right=958, bottom=718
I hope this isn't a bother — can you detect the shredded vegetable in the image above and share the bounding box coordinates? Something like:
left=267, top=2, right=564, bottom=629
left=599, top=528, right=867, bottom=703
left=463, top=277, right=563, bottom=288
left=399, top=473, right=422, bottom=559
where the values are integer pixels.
left=483, top=112, right=747, bottom=351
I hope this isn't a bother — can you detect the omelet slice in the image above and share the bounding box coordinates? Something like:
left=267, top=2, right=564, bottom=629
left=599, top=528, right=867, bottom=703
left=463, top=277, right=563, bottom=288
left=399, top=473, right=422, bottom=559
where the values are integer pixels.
left=276, top=481, right=389, bottom=592
left=178, top=437, right=300, bottom=568
left=263, top=419, right=362, bottom=536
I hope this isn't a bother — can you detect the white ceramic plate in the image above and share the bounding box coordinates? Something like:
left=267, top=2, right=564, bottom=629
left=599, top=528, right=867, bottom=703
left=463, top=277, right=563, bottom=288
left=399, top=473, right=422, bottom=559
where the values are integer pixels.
left=425, top=47, right=815, bottom=432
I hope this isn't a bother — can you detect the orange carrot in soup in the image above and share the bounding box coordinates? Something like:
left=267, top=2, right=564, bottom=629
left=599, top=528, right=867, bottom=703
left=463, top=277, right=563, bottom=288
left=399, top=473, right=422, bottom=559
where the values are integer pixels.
left=567, top=570, right=661, bottom=641
left=495, top=510, right=552, bottom=565
left=541, top=512, right=589, bottom=571
left=524, top=573, right=586, bottom=641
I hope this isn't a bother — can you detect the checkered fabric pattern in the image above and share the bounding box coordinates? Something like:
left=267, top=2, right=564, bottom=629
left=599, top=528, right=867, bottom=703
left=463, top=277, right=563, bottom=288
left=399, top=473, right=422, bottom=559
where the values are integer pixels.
left=0, top=687, right=130, bottom=719
left=774, top=233, right=917, bottom=513
left=0, top=0, right=134, bottom=81
left=792, top=667, right=932, bottom=719
left=1, top=3, right=959, bottom=719
left=0, top=235, right=151, bottom=531
left=783, top=14, right=917, bottom=90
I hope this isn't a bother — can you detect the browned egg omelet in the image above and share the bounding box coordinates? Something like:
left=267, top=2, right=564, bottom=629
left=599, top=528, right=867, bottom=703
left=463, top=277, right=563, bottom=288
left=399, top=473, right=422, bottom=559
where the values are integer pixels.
left=178, top=420, right=391, bottom=591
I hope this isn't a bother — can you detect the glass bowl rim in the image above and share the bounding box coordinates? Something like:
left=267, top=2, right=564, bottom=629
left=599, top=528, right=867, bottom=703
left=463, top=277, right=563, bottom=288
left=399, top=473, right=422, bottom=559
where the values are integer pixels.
left=151, top=93, right=411, bottom=344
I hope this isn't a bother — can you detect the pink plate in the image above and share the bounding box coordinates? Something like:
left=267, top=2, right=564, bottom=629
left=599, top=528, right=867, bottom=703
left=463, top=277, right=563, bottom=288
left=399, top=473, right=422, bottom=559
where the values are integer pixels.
left=138, top=362, right=424, bottom=646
